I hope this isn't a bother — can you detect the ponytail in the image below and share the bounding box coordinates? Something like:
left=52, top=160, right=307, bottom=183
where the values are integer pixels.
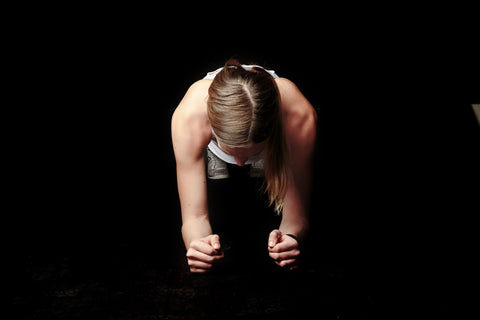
left=264, top=95, right=288, bottom=214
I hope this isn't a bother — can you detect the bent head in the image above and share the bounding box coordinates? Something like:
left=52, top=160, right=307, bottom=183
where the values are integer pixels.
left=206, top=59, right=287, bottom=214
left=207, top=59, right=280, bottom=153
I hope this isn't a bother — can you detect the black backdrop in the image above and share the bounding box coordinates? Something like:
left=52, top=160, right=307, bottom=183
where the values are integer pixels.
left=8, top=12, right=480, bottom=318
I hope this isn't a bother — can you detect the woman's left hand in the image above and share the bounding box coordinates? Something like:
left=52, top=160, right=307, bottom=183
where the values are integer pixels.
left=268, top=230, right=300, bottom=270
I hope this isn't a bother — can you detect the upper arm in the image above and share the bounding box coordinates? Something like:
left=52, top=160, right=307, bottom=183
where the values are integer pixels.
left=278, top=78, right=317, bottom=171
left=171, top=81, right=212, bottom=223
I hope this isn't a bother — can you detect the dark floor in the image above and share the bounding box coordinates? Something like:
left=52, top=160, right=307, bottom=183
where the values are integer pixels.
left=8, top=168, right=378, bottom=319
left=9, top=241, right=375, bottom=320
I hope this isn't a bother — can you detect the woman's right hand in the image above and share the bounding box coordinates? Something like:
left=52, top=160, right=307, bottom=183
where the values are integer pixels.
left=186, top=234, right=224, bottom=273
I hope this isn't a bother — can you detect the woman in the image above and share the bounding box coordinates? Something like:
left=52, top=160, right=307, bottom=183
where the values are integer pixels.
left=171, top=59, right=317, bottom=273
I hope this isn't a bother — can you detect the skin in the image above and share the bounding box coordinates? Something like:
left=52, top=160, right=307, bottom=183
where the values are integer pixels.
left=171, top=77, right=317, bottom=273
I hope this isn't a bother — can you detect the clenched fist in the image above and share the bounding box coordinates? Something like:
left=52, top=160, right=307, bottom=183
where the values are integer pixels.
left=268, top=230, right=300, bottom=270
left=186, top=234, right=224, bottom=273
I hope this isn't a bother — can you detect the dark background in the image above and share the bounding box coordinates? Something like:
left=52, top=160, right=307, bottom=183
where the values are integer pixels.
left=7, top=8, right=479, bottom=319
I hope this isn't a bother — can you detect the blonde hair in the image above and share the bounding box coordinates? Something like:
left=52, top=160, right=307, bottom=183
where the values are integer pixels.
left=207, top=59, right=288, bottom=214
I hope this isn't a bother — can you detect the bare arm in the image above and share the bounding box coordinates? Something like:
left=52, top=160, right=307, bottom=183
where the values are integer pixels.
left=171, top=80, right=224, bottom=273
left=280, top=78, right=317, bottom=241
left=171, top=80, right=213, bottom=250
left=268, top=79, right=317, bottom=269
left=175, top=152, right=211, bottom=249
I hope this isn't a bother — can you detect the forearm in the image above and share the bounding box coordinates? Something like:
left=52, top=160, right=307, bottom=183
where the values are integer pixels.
left=181, top=215, right=212, bottom=250
left=279, top=181, right=311, bottom=242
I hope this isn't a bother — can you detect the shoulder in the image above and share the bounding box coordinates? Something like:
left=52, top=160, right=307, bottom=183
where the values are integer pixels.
left=172, top=79, right=211, bottom=129
left=177, top=79, right=212, bottom=108
left=275, top=78, right=317, bottom=142
left=275, top=78, right=302, bottom=101
left=275, top=78, right=316, bottom=119
left=171, top=79, right=212, bottom=160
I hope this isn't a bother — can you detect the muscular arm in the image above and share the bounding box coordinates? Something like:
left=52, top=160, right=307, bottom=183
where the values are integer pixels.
left=267, top=79, right=317, bottom=270
left=277, top=78, right=318, bottom=242
left=171, top=80, right=213, bottom=250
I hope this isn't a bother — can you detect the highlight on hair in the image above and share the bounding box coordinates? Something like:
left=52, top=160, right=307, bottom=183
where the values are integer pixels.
left=207, top=58, right=288, bottom=213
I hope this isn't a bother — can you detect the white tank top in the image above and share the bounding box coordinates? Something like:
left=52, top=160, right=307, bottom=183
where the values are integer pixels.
left=203, top=65, right=279, bottom=80
left=204, top=64, right=277, bottom=165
